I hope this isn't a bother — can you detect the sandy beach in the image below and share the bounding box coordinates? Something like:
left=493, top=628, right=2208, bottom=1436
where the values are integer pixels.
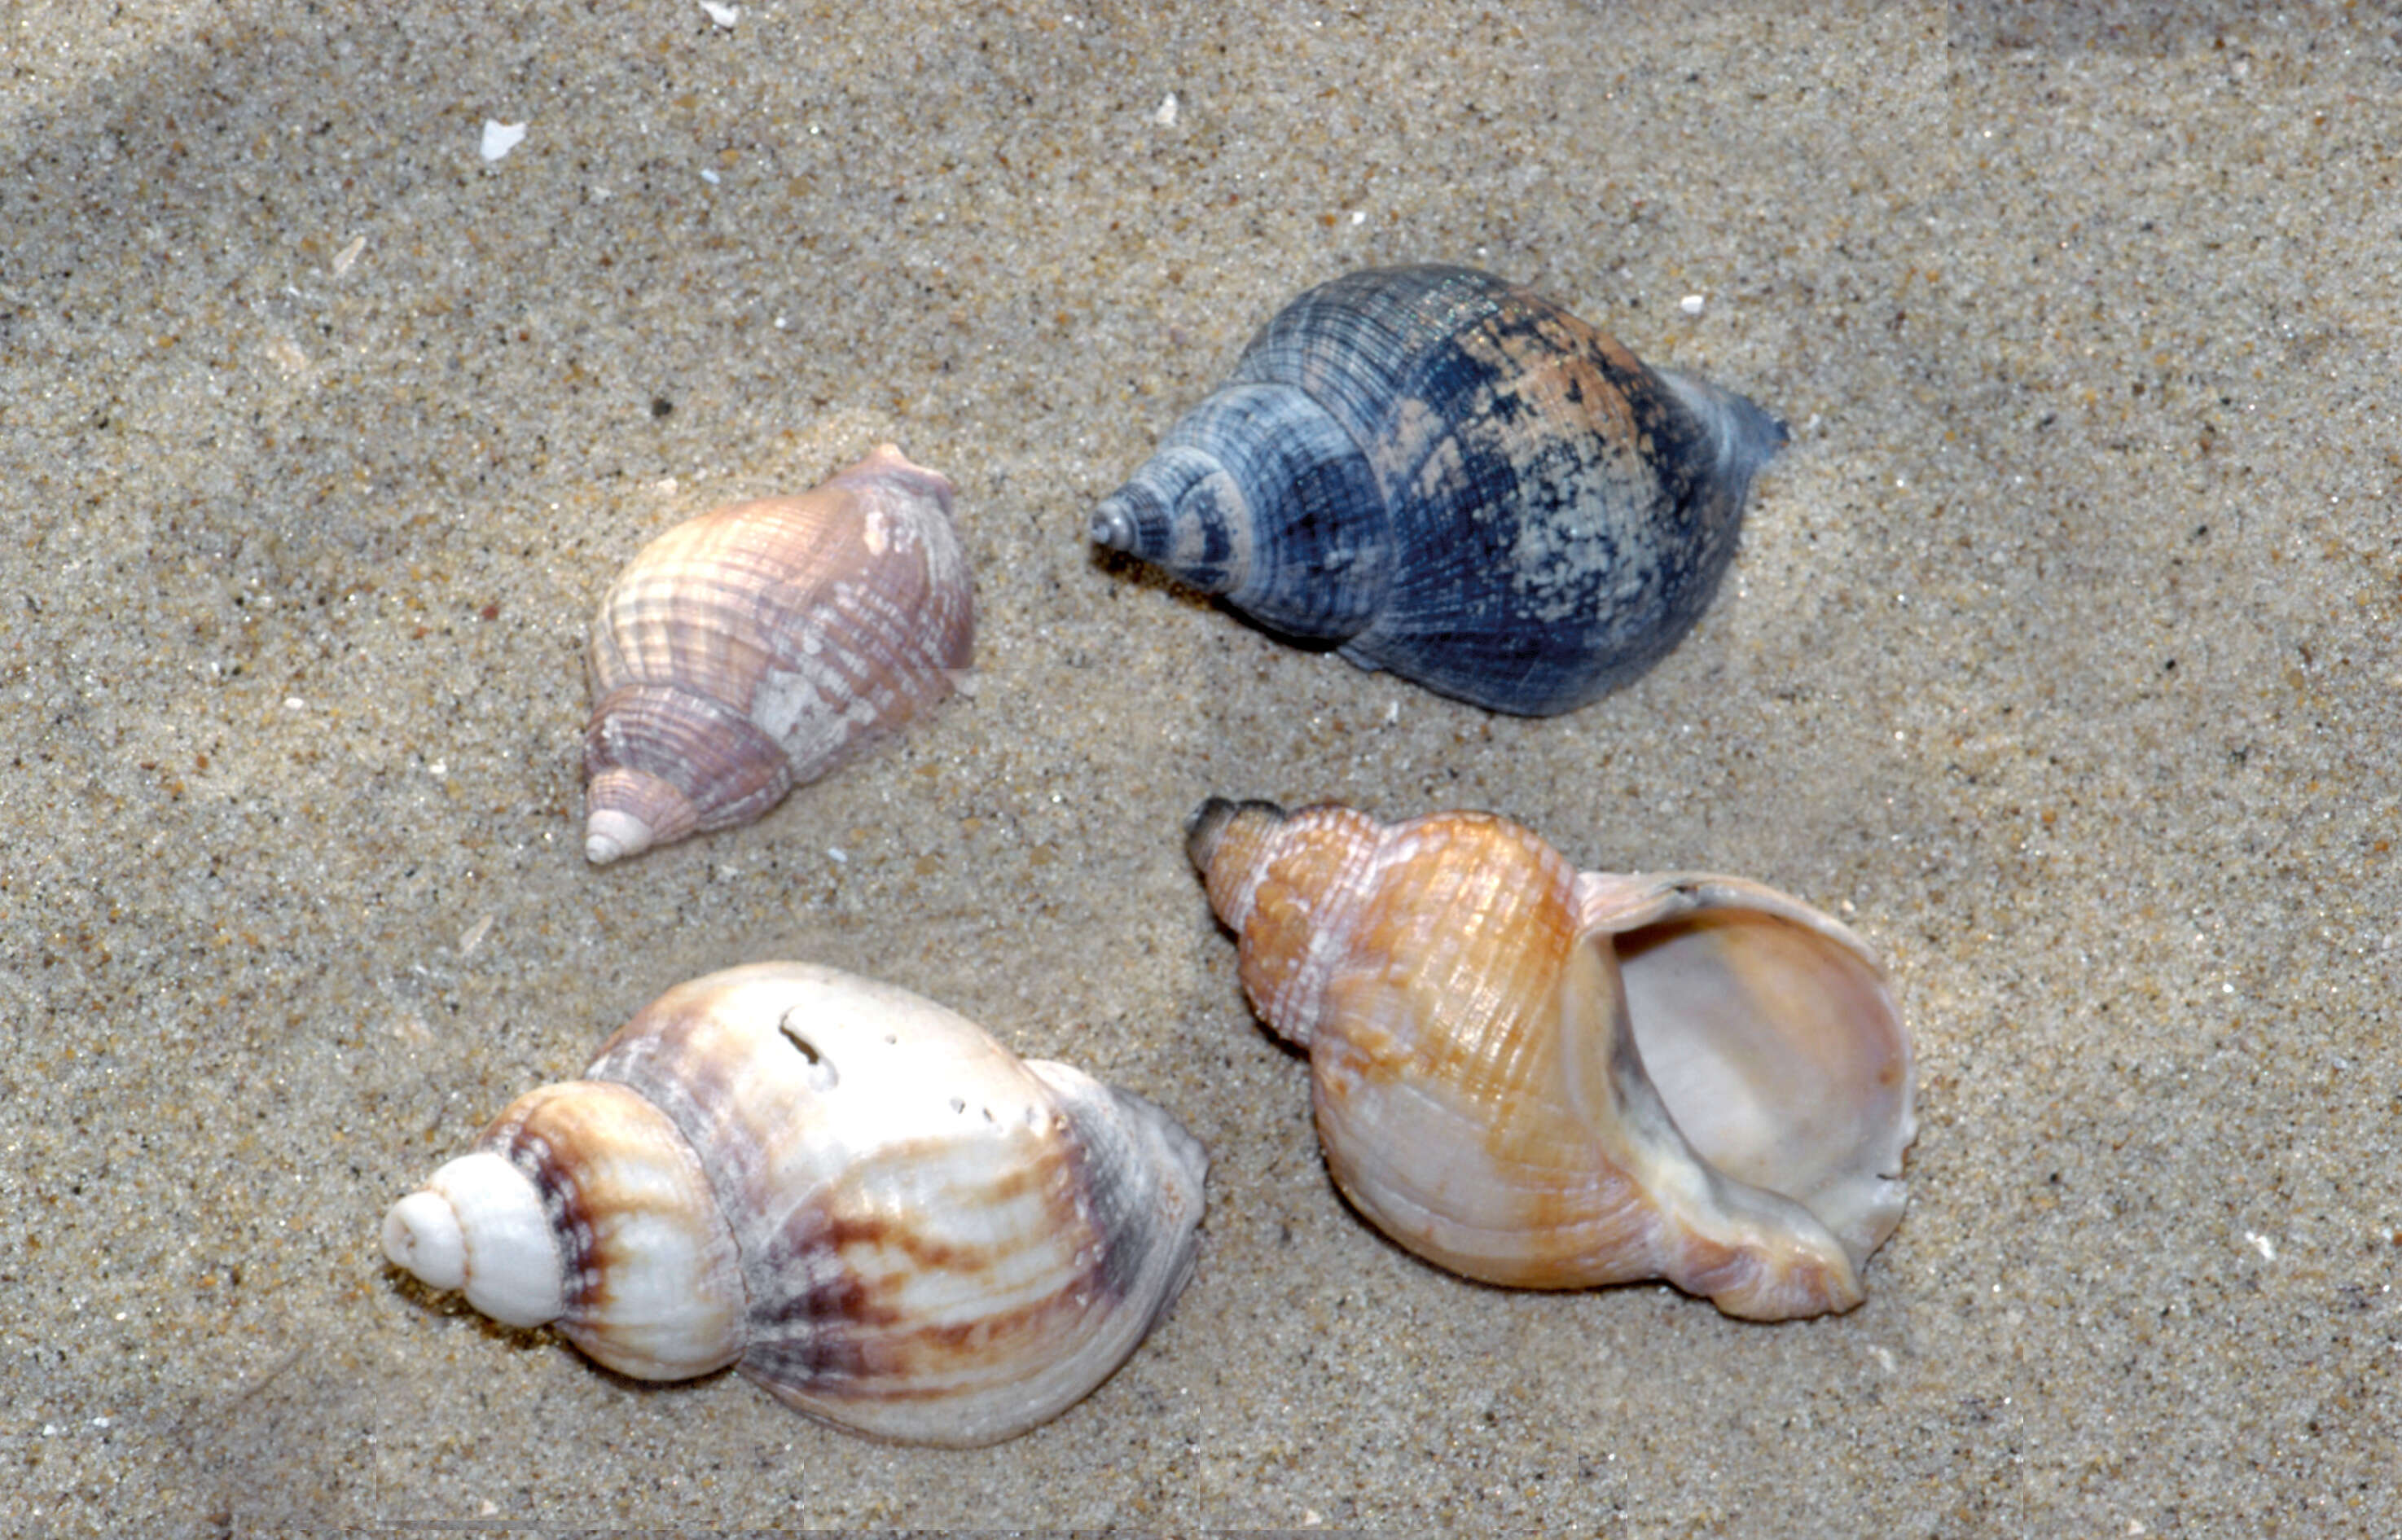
left=5, top=2, right=2398, bottom=1533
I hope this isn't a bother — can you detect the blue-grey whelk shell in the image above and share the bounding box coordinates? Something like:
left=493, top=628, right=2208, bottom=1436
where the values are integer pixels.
left=1088, top=265, right=1786, bottom=715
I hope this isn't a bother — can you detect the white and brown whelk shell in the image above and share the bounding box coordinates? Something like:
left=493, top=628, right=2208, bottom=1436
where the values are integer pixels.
left=1188, top=799, right=1912, bottom=1321
left=582, top=445, right=974, bottom=863
left=380, top=963, right=1208, bottom=1446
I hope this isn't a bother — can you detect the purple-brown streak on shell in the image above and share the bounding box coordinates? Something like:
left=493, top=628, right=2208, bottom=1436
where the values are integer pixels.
left=582, top=444, right=974, bottom=862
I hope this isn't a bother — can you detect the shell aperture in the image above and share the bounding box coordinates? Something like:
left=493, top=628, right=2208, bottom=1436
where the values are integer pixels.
left=1092, top=266, right=1785, bottom=715
left=1187, top=798, right=1912, bottom=1320
left=380, top=963, right=1209, bottom=1446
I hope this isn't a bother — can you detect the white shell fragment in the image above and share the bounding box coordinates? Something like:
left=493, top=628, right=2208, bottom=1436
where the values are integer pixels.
left=381, top=963, right=1209, bottom=1446
left=480, top=120, right=528, bottom=162
left=582, top=445, right=974, bottom=863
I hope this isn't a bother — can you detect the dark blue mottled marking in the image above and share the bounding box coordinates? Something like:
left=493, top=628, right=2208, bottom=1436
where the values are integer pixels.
left=1091, top=265, right=1785, bottom=715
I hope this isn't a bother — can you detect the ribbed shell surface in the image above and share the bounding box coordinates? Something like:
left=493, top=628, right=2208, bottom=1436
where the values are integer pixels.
left=1097, top=266, right=1784, bottom=715
left=583, top=447, right=973, bottom=856
left=581, top=963, right=1207, bottom=1447
left=1208, top=807, right=1697, bottom=1288
left=473, top=1079, right=748, bottom=1381
left=1190, top=800, right=1912, bottom=1320
left=1236, top=266, right=1754, bottom=712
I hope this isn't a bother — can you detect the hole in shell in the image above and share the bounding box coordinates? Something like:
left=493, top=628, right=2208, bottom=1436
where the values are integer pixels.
left=779, top=1012, right=839, bottom=1091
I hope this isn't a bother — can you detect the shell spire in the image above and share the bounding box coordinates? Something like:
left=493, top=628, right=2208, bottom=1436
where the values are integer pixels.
left=1188, top=798, right=1912, bottom=1321
left=582, top=445, right=974, bottom=863
left=1094, top=266, right=1785, bottom=715
left=382, top=963, right=1208, bottom=1446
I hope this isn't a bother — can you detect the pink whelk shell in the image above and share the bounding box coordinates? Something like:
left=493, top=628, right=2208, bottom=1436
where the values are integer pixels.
left=582, top=444, right=974, bottom=863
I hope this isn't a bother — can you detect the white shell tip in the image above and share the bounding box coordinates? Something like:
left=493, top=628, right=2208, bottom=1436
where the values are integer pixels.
left=408, top=1152, right=566, bottom=1328
left=383, top=1190, right=467, bottom=1291
left=1088, top=497, right=1140, bottom=551
left=584, top=808, right=653, bottom=865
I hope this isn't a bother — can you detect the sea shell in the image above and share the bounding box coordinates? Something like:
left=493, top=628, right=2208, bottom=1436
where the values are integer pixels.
left=1186, top=799, right=1912, bottom=1320
left=1091, top=265, right=1785, bottom=715
left=380, top=963, right=1208, bottom=1446
left=582, top=444, right=974, bottom=863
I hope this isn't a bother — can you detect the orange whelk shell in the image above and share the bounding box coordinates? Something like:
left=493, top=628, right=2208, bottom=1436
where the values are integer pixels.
left=582, top=444, right=974, bottom=863
left=380, top=963, right=1208, bottom=1446
left=1188, top=799, right=1913, bottom=1321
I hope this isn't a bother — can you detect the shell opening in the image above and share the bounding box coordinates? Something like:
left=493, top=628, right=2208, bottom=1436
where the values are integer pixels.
left=1615, top=908, right=1913, bottom=1270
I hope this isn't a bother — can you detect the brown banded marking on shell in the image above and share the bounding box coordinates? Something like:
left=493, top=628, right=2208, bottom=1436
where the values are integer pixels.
left=380, top=963, right=1208, bottom=1446
left=1187, top=799, right=1912, bottom=1322
left=582, top=444, right=974, bottom=863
